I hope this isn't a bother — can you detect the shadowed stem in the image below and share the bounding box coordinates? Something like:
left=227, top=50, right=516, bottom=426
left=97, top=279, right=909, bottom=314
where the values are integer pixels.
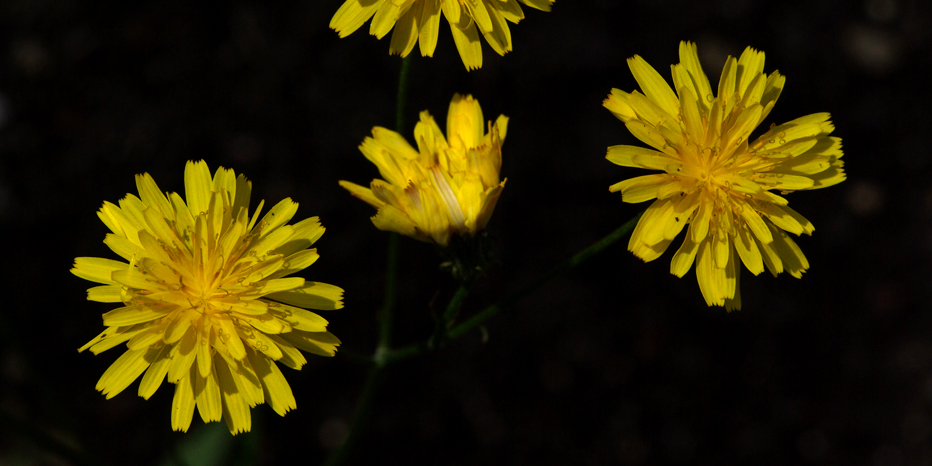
left=323, top=54, right=412, bottom=466
left=429, top=282, right=472, bottom=350
left=388, top=211, right=644, bottom=363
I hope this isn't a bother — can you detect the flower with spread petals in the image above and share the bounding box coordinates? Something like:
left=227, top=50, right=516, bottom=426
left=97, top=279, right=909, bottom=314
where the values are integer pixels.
left=330, top=0, right=554, bottom=70
left=340, top=93, right=507, bottom=247
left=72, top=160, right=343, bottom=434
left=604, top=41, right=845, bottom=310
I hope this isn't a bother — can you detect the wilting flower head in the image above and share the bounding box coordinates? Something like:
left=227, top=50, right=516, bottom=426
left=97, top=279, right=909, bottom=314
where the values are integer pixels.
left=72, top=160, right=343, bottom=434
left=329, top=0, right=554, bottom=70
left=340, top=93, right=507, bottom=247
left=604, top=41, right=845, bottom=310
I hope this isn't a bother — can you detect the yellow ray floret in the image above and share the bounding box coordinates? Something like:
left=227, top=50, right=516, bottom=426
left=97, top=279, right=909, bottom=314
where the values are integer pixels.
left=604, top=41, right=845, bottom=310
left=329, top=0, right=554, bottom=70
left=340, top=93, right=507, bottom=247
left=73, top=160, right=343, bottom=434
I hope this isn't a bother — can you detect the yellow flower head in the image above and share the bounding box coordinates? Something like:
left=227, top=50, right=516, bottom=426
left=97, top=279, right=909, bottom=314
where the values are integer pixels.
left=329, top=0, right=554, bottom=70
left=604, top=41, right=845, bottom=310
left=72, top=160, right=343, bottom=434
left=340, top=93, right=508, bottom=247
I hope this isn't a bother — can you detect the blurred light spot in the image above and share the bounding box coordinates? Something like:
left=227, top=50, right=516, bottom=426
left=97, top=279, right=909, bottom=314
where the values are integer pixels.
left=318, top=417, right=348, bottom=450
left=844, top=24, right=900, bottom=75
left=846, top=180, right=884, bottom=216
left=11, top=38, right=49, bottom=76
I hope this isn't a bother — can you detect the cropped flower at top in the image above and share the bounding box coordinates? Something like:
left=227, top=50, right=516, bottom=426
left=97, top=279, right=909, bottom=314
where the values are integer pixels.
left=604, top=41, right=845, bottom=310
left=329, top=0, right=554, bottom=70
left=72, top=160, right=343, bottom=434
left=340, top=93, right=507, bottom=247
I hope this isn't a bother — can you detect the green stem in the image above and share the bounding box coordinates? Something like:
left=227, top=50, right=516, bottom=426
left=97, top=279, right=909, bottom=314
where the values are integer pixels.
left=448, top=212, right=642, bottom=339
left=387, top=211, right=644, bottom=361
left=320, top=367, right=384, bottom=466
left=395, top=54, right=412, bottom=135
left=429, top=282, right=472, bottom=350
left=377, top=232, right=399, bottom=353
left=324, top=53, right=413, bottom=466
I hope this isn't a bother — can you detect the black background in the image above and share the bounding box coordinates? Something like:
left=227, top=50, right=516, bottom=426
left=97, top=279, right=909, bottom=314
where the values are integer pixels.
left=2, top=0, right=931, bottom=464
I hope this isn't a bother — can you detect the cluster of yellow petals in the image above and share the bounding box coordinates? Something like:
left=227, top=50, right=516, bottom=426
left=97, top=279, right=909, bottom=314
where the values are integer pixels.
left=604, top=41, right=845, bottom=310
left=330, top=0, right=554, bottom=70
left=340, top=94, right=507, bottom=247
left=72, top=160, right=343, bottom=434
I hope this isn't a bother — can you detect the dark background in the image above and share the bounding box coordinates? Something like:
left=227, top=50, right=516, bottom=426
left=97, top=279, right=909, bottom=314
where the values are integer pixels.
left=1, top=0, right=930, bottom=464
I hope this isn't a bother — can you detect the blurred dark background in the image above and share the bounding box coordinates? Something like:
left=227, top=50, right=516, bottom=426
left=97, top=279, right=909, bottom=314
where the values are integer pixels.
left=2, top=0, right=931, bottom=464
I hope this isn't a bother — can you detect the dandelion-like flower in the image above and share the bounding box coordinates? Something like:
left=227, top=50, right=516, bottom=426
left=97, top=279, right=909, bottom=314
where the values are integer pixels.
left=340, top=93, right=507, bottom=247
left=604, top=41, right=845, bottom=310
left=329, top=0, right=554, bottom=70
left=72, top=160, right=343, bottom=434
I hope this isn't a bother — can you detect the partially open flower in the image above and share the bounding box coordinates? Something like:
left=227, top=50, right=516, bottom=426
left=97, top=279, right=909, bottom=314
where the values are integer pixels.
left=341, top=94, right=507, bottom=248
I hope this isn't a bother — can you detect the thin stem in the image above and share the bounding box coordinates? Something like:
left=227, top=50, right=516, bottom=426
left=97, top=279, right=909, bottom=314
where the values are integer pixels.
left=324, top=53, right=413, bottom=466
left=377, top=52, right=412, bottom=353
left=384, top=211, right=644, bottom=362
left=430, top=282, right=472, bottom=350
left=395, top=54, right=412, bottom=135
left=377, top=232, right=399, bottom=352
left=442, top=283, right=471, bottom=324
left=320, top=367, right=384, bottom=466
left=449, top=212, right=642, bottom=339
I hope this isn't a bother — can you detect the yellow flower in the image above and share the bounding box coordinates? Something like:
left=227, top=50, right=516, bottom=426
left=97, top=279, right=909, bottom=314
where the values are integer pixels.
left=72, top=160, right=343, bottom=434
left=340, top=93, right=507, bottom=247
left=329, top=0, right=554, bottom=70
left=604, top=42, right=845, bottom=310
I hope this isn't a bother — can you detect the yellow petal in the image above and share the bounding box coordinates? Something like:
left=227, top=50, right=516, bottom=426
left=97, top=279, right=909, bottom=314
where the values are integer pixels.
left=330, top=0, right=382, bottom=37
left=86, top=285, right=124, bottom=303
left=171, top=368, right=197, bottom=432
left=734, top=225, right=764, bottom=275
left=670, top=233, right=699, bottom=277
left=389, top=4, right=418, bottom=56
left=184, top=160, right=212, bottom=216
left=448, top=17, right=483, bottom=70
left=195, top=363, right=222, bottom=423
left=96, top=347, right=150, bottom=399
left=280, top=331, right=342, bottom=357
left=418, top=0, right=442, bottom=56
left=216, top=361, right=252, bottom=434
left=266, top=282, right=344, bottom=311
left=627, top=54, right=680, bottom=118
left=247, top=351, right=295, bottom=416
left=138, top=344, right=171, bottom=400
left=369, top=1, right=402, bottom=39
left=72, top=257, right=127, bottom=285
left=677, top=41, right=713, bottom=106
